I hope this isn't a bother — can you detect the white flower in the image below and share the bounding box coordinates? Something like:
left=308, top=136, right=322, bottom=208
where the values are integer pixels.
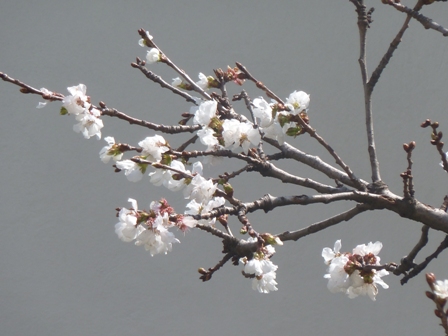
left=183, top=173, right=217, bottom=204
left=434, top=280, right=448, bottom=299
left=324, top=254, right=351, bottom=293
left=252, top=271, right=278, bottom=294
left=116, top=159, right=145, bottom=182
left=285, top=90, right=310, bottom=114
left=322, top=240, right=389, bottom=300
left=146, top=48, right=161, bottom=64
left=135, top=213, right=180, bottom=256
left=346, top=269, right=389, bottom=301
left=192, top=100, right=218, bottom=126
left=149, top=160, right=188, bottom=191
left=114, top=198, right=139, bottom=242
left=99, top=136, right=123, bottom=163
left=322, top=239, right=342, bottom=265
left=138, top=135, right=169, bottom=162
left=196, top=73, right=209, bottom=90
left=252, top=97, right=273, bottom=128
left=172, top=77, right=182, bottom=87
left=197, top=127, right=219, bottom=148
left=352, top=241, right=383, bottom=264
left=184, top=197, right=225, bottom=226
left=240, top=254, right=279, bottom=294
left=62, top=84, right=89, bottom=115
left=73, top=108, right=104, bottom=139
left=222, top=119, right=260, bottom=152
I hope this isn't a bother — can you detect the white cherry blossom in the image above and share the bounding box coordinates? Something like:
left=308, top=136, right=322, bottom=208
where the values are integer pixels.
left=73, top=108, right=104, bottom=139
left=433, top=279, right=448, bottom=299
left=192, top=100, right=218, bottom=126
left=114, top=198, right=140, bottom=242
left=116, top=159, right=145, bottom=182
left=146, top=48, right=161, bottom=64
left=138, top=135, right=169, bottom=162
left=62, top=84, right=90, bottom=115
left=285, top=90, right=310, bottom=114
left=99, top=136, right=123, bottom=163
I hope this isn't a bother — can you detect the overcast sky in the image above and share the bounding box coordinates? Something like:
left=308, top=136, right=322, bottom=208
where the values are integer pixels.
left=1, top=1, right=448, bottom=335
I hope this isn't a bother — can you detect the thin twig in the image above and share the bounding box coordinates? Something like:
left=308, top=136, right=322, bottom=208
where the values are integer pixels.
left=131, top=59, right=199, bottom=105
left=101, top=107, right=201, bottom=133
left=401, top=234, right=448, bottom=284
left=350, top=0, right=382, bottom=183
left=138, top=29, right=212, bottom=101
left=277, top=204, right=373, bottom=242
left=393, top=225, right=429, bottom=277
left=387, top=1, right=448, bottom=37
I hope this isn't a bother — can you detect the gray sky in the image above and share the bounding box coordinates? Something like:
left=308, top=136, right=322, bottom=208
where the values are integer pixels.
left=1, top=1, right=448, bottom=335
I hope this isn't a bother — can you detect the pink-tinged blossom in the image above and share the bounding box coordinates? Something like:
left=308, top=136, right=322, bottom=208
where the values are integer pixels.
left=322, top=240, right=389, bottom=301
left=114, top=198, right=139, bottom=242
left=62, top=84, right=90, bottom=115
left=192, top=100, right=218, bottom=126
left=99, top=136, right=123, bottom=163
left=138, top=135, right=169, bottom=162
left=73, top=108, right=104, bottom=139
left=285, top=90, right=310, bottom=114
left=433, top=279, right=448, bottom=299
left=116, top=159, right=145, bottom=182
left=146, top=48, right=161, bottom=64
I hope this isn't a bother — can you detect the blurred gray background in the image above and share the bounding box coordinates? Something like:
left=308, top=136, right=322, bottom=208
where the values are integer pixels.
left=1, top=1, right=448, bottom=335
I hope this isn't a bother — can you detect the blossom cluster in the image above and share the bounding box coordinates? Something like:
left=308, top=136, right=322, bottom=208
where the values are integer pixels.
left=239, top=237, right=281, bottom=293
left=322, top=240, right=389, bottom=301
left=115, top=198, right=195, bottom=256
left=38, top=84, right=104, bottom=139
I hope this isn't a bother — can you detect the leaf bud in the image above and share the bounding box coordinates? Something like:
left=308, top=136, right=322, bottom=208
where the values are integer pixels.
left=421, top=119, right=431, bottom=128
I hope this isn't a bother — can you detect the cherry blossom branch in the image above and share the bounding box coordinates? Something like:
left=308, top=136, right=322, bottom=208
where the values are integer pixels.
left=421, top=119, right=448, bottom=172
left=250, top=161, right=349, bottom=194
left=400, top=234, right=448, bottom=284
left=350, top=0, right=382, bottom=183
left=131, top=58, right=199, bottom=105
left=100, top=103, right=201, bottom=134
left=386, top=0, right=448, bottom=36
left=138, top=28, right=212, bottom=101
left=370, top=0, right=423, bottom=91
left=277, top=204, right=373, bottom=242
left=265, top=138, right=369, bottom=189
left=235, top=63, right=363, bottom=188
left=198, top=252, right=233, bottom=282
left=171, top=149, right=260, bottom=165
left=0, top=72, right=64, bottom=101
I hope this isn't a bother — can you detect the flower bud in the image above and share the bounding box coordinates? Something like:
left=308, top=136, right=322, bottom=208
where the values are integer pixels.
left=426, top=273, right=436, bottom=289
